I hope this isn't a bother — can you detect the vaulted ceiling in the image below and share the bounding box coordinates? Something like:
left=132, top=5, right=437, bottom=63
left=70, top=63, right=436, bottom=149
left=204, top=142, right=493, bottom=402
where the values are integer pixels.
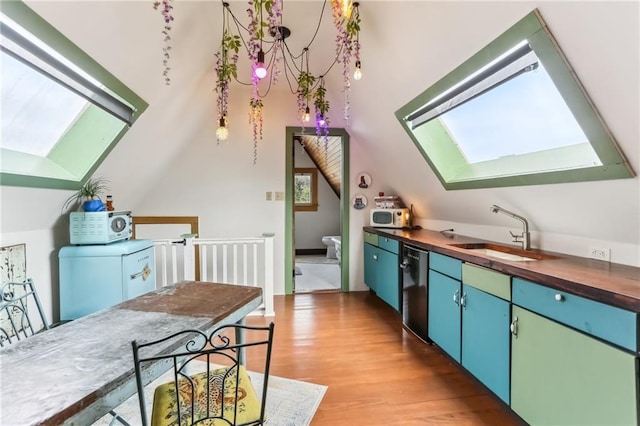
left=295, top=135, right=342, bottom=197
left=3, top=1, right=638, bottom=254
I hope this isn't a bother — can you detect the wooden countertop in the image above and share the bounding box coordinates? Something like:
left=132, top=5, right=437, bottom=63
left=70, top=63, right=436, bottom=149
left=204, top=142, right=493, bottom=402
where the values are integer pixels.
left=364, top=226, right=640, bottom=312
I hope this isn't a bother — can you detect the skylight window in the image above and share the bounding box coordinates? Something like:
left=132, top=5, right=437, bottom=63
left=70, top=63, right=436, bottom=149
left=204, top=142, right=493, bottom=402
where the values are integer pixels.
left=1, top=50, right=87, bottom=156
left=0, top=1, right=147, bottom=190
left=395, top=9, right=633, bottom=190
left=440, top=60, right=595, bottom=165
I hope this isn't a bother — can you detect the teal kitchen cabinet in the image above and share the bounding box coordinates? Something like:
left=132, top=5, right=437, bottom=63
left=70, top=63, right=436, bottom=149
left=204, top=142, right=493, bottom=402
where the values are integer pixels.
left=428, top=268, right=462, bottom=361
left=363, top=232, right=401, bottom=311
left=364, top=242, right=378, bottom=293
left=460, top=284, right=510, bottom=403
left=511, top=278, right=638, bottom=425
left=461, top=264, right=511, bottom=404
left=428, top=252, right=463, bottom=361
left=429, top=257, right=511, bottom=403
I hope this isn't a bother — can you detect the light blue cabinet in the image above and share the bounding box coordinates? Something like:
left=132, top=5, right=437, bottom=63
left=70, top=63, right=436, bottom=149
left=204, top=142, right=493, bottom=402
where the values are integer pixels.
left=59, top=239, right=156, bottom=320
left=363, top=234, right=400, bottom=311
left=364, top=242, right=378, bottom=293
left=428, top=256, right=511, bottom=404
left=461, top=284, right=510, bottom=404
left=376, top=248, right=400, bottom=311
left=428, top=269, right=461, bottom=362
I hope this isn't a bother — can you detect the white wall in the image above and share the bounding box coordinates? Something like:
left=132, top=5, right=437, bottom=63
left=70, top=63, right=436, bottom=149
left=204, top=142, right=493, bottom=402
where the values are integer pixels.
left=1, top=1, right=638, bottom=319
left=294, top=142, right=341, bottom=250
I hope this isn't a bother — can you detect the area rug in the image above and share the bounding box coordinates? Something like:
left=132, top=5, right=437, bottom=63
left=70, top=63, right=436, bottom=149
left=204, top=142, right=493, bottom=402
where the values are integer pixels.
left=93, top=362, right=327, bottom=426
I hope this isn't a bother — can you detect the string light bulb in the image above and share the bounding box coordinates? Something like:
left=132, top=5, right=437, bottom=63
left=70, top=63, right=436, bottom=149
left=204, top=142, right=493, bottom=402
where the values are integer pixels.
left=354, top=60, right=362, bottom=80
left=303, top=106, right=311, bottom=122
left=255, top=50, right=267, bottom=79
left=216, top=117, right=229, bottom=141
left=342, top=0, right=352, bottom=19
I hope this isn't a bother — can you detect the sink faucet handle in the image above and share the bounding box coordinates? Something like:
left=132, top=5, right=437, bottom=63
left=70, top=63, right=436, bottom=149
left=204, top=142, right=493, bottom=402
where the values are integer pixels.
left=510, top=230, right=523, bottom=243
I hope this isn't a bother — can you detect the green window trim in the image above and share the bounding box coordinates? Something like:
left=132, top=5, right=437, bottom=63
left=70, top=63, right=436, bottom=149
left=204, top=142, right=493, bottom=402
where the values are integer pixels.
left=0, top=1, right=148, bottom=190
left=395, top=9, right=634, bottom=190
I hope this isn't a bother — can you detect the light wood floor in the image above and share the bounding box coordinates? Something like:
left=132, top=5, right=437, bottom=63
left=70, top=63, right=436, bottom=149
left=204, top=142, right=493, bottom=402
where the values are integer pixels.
left=246, top=291, right=524, bottom=425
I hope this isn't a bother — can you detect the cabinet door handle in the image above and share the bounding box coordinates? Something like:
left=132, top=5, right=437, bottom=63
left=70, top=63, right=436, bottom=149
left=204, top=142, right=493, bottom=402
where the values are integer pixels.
left=130, top=263, right=152, bottom=281
left=510, top=316, right=518, bottom=337
left=460, top=293, right=467, bottom=308
left=453, top=290, right=460, bottom=306
left=554, top=293, right=564, bottom=302
left=373, top=254, right=378, bottom=261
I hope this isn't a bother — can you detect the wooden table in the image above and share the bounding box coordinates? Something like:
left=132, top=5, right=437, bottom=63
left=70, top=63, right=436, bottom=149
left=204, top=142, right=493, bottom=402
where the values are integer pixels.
left=0, top=281, right=263, bottom=425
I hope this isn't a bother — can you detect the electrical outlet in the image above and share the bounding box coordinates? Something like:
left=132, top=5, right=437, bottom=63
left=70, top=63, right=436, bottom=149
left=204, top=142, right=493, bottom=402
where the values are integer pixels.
left=589, top=246, right=610, bottom=261
left=275, top=191, right=284, bottom=201
left=265, top=191, right=272, bottom=201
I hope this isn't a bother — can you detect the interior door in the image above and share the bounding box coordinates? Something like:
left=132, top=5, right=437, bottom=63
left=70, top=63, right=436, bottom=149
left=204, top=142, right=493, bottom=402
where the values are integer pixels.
left=285, top=127, right=350, bottom=294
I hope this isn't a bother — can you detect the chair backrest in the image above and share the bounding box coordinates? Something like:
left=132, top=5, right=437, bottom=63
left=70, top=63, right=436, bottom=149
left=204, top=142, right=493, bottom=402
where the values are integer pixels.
left=0, top=279, right=50, bottom=348
left=132, top=322, right=274, bottom=426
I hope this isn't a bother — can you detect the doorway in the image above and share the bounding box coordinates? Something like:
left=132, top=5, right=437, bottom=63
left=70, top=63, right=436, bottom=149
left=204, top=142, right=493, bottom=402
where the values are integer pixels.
left=285, top=127, right=350, bottom=295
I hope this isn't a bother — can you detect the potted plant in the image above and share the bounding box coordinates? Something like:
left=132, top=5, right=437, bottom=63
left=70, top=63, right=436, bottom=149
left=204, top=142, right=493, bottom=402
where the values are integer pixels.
left=63, top=176, right=110, bottom=212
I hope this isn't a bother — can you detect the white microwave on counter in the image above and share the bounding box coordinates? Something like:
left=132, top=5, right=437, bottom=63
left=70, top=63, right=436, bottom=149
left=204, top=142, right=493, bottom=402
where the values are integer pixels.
left=370, top=208, right=410, bottom=228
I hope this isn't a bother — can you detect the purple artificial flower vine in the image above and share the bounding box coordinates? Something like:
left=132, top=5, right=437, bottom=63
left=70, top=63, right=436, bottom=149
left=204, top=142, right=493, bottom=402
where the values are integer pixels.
left=330, top=0, right=351, bottom=121
left=214, top=5, right=240, bottom=143
left=314, top=78, right=330, bottom=145
left=153, top=0, right=174, bottom=85
left=249, top=97, right=264, bottom=165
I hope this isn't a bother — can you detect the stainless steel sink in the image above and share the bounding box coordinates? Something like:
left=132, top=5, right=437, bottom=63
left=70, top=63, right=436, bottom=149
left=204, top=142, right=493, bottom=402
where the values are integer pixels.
left=448, top=243, right=559, bottom=262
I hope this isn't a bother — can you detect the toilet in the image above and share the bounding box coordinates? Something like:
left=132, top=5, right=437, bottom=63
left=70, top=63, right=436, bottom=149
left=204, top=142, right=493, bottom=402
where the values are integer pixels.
left=321, top=236, right=340, bottom=259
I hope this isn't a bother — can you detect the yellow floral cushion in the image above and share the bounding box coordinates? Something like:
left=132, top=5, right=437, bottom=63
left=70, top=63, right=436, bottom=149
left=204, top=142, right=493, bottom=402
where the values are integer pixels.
left=151, top=365, right=262, bottom=426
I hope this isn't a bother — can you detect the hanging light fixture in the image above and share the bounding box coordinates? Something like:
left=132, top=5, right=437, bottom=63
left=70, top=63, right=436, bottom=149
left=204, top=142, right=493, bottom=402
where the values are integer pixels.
left=211, top=0, right=362, bottom=162
left=353, top=60, right=362, bottom=80
left=216, top=116, right=229, bottom=141
left=254, top=50, right=267, bottom=79
left=214, top=3, right=238, bottom=143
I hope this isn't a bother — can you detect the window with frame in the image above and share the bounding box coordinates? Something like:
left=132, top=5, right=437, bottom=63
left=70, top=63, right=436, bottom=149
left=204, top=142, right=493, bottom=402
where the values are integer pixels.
left=395, top=9, right=633, bottom=190
left=0, top=1, right=148, bottom=190
left=294, top=168, right=318, bottom=212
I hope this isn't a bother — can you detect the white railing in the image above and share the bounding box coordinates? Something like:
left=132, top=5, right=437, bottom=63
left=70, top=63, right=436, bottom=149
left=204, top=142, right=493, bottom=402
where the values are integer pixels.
left=150, top=233, right=275, bottom=316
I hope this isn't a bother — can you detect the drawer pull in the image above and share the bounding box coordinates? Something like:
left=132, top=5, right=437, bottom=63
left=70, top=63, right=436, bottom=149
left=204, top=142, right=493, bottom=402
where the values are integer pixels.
left=554, top=293, right=564, bottom=302
left=510, top=316, right=518, bottom=337
left=453, top=290, right=460, bottom=306
left=373, top=254, right=378, bottom=261
left=130, top=263, right=152, bottom=281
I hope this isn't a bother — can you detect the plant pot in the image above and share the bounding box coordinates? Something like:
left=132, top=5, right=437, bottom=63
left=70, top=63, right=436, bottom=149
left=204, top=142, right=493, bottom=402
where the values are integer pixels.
left=83, top=199, right=106, bottom=212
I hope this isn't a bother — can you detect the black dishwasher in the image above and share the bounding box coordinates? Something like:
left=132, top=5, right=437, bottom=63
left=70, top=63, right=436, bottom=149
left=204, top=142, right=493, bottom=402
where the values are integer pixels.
left=401, top=245, right=429, bottom=342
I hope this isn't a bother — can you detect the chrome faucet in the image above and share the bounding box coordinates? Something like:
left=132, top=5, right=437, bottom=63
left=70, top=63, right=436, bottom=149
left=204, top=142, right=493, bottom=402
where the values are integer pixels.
left=490, top=205, right=531, bottom=250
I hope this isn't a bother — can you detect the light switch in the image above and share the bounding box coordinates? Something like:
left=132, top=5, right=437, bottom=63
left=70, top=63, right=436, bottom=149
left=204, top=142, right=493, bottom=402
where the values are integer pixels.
left=266, top=191, right=272, bottom=201
left=275, top=191, right=284, bottom=201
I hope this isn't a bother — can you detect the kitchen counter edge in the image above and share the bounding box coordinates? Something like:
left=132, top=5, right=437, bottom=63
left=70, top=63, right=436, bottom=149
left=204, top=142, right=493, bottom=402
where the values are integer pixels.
left=364, top=226, right=640, bottom=313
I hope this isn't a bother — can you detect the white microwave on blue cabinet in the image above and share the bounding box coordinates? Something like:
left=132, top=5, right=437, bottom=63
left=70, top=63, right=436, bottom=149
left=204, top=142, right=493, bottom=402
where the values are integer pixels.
left=370, top=208, right=410, bottom=228
left=69, top=211, right=132, bottom=245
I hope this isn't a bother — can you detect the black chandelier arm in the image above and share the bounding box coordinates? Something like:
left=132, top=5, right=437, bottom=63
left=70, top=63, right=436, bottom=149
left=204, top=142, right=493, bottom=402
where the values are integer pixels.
left=301, top=0, right=330, bottom=53
left=282, top=41, right=304, bottom=74
left=281, top=51, right=307, bottom=95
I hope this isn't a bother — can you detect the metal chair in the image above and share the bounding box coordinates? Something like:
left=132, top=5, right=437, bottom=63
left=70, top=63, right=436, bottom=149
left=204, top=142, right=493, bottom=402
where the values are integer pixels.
left=132, top=322, right=275, bottom=426
left=0, top=279, right=51, bottom=346
left=0, top=279, right=129, bottom=425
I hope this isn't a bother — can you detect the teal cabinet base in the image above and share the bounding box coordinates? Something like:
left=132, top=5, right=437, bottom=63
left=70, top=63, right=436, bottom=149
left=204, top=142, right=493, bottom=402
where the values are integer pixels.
left=461, top=285, right=510, bottom=404
left=428, top=269, right=461, bottom=362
